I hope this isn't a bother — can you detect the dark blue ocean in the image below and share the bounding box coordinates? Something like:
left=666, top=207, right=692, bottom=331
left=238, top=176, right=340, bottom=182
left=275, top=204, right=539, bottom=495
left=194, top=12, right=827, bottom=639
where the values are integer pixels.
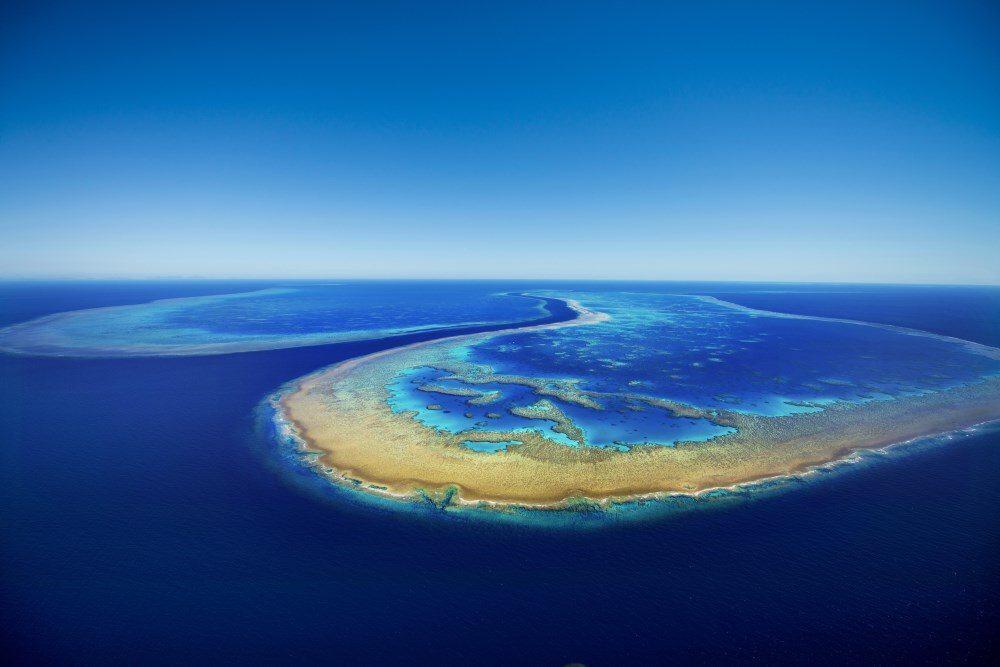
left=1, top=281, right=998, bottom=665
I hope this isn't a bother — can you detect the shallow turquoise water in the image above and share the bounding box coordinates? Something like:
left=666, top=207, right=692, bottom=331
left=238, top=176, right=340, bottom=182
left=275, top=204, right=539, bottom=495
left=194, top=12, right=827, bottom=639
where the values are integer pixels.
left=386, top=366, right=580, bottom=447
left=460, top=439, right=522, bottom=452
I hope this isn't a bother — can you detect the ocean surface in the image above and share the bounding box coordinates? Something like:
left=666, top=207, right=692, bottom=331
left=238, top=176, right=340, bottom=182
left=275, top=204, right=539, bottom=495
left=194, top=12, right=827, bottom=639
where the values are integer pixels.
left=1, top=280, right=998, bottom=664
left=0, top=282, right=547, bottom=356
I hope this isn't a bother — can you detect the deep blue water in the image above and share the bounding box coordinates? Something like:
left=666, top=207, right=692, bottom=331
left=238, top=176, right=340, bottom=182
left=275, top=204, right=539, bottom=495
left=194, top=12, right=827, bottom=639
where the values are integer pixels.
left=2, top=281, right=998, bottom=664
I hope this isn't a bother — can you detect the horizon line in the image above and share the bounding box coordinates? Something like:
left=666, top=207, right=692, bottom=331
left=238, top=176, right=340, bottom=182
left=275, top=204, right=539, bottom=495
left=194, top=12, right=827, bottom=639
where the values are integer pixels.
left=0, top=276, right=997, bottom=288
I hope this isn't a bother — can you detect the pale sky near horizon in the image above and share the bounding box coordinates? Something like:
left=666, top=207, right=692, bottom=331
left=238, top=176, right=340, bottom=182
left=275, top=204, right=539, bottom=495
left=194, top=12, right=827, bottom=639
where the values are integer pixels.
left=1, top=1, right=998, bottom=283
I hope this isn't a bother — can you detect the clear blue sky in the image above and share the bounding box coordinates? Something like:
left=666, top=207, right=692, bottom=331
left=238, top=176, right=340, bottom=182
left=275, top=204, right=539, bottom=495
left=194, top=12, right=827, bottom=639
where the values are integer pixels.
left=2, top=1, right=998, bottom=282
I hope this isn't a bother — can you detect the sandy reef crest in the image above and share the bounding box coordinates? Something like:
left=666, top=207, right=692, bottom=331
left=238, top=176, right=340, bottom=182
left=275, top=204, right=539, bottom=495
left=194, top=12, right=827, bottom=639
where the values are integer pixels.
left=276, top=297, right=1000, bottom=510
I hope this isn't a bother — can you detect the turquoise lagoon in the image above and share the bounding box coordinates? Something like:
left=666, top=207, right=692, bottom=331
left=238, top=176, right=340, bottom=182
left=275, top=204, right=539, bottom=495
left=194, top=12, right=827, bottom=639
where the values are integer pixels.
left=382, top=291, right=1000, bottom=452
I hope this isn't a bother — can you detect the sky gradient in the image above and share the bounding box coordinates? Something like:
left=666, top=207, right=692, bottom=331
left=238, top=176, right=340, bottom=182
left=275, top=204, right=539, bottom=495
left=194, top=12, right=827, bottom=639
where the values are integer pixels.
left=2, top=1, right=998, bottom=283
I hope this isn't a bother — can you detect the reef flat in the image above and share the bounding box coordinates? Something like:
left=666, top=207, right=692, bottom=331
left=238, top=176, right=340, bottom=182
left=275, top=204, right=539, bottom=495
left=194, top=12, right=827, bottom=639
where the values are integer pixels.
left=276, top=292, right=1000, bottom=510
